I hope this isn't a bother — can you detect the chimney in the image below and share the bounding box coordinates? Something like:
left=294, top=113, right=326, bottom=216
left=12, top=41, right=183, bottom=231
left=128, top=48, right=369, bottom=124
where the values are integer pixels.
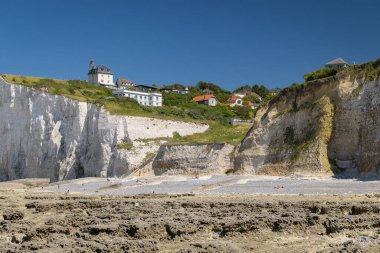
left=89, top=59, right=95, bottom=70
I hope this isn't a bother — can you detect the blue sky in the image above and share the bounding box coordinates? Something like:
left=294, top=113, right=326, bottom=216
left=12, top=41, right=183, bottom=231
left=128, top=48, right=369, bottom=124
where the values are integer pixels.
left=1, top=0, right=379, bottom=90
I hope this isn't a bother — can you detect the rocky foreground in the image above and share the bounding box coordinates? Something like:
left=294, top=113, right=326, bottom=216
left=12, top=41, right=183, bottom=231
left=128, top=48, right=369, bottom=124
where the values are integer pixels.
left=0, top=182, right=379, bottom=252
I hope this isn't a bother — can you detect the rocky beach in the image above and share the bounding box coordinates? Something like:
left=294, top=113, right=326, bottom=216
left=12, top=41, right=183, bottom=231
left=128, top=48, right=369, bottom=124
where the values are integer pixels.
left=0, top=177, right=380, bottom=252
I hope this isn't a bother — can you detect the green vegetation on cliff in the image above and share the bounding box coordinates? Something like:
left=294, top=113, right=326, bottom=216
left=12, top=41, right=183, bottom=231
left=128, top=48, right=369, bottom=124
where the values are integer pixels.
left=304, top=68, right=338, bottom=82
left=282, top=58, right=380, bottom=93
left=136, top=123, right=252, bottom=146
left=1, top=74, right=254, bottom=146
left=1, top=74, right=255, bottom=124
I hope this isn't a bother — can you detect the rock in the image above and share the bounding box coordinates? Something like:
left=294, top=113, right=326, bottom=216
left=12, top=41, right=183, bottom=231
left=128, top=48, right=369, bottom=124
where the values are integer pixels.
left=177, top=241, right=242, bottom=253
left=3, top=209, right=24, bottom=220
left=1, top=193, right=380, bottom=252
left=153, top=143, right=234, bottom=175
left=11, top=233, right=26, bottom=243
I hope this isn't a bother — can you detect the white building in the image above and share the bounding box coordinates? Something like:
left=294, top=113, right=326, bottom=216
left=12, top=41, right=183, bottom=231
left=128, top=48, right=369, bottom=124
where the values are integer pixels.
left=112, top=89, right=163, bottom=107
left=88, top=60, right=115, bottom=88
left=325, top=58, right=349, bottom=69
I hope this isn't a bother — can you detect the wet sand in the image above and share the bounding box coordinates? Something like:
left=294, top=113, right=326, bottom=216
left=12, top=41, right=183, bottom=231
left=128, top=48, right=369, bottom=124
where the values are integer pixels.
left=41, top=175, right=380, bottom=195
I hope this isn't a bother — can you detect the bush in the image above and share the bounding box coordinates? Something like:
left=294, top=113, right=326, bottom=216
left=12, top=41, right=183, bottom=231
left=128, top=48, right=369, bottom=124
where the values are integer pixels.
left=67, top=80, right=88, bottom=89
left=116, top=96, right=139, bottom=104
left=117, top=142, right=133, bottom=150
left=289, top=83, right=303, bottom=89
left=172, top=131, right=181, bottom=140
left=233, top=106, right=252, bottom=119
left=156, top=107, right=185, bottom=118
left=304, top=68, right=338, bottom=82
left=188, top=109, right=205, bottom=120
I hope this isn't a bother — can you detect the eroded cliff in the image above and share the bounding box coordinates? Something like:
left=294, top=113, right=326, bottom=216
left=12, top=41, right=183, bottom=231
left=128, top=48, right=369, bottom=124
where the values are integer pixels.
left=234, top=60, right=380, bottom=177
left=152, top=143, right=234, bottom=176
left=0, top=78, right=208, bottom=181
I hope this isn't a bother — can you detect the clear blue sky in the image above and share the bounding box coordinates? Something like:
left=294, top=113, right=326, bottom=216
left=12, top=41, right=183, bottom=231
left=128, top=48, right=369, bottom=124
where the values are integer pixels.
left=1, top=0, right=379, bottom=90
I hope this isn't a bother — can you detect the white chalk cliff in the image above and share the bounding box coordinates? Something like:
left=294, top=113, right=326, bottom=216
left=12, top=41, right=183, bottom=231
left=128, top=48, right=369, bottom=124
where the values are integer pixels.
left=0, top=78, right=208, bottom=181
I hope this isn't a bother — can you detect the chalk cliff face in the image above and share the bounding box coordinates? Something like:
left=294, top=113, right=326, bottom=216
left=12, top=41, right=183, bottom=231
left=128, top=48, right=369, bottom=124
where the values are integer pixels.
left=0, top=79, right=208, bottom=181
left=152, top=143, right=234, bottom=176
left=234, top=72, right=380, bottom=177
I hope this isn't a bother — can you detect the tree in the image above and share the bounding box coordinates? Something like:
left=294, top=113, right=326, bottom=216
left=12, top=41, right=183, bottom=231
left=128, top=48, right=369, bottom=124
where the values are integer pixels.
left=233, top=85, right=251, bottom=93
left=196, top=81, right=231, bottom=103
left=251, top=84, right=269, bottom=98
left=162, top=83, right=187, bottom=90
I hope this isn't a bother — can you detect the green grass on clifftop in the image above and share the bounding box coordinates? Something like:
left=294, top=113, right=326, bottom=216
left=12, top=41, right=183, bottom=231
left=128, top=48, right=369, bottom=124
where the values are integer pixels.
left=171, top=122, right=252, bottom=146
left=136, top=122, right=252, bottom=146
left=1, top=74, right=253, bottom=146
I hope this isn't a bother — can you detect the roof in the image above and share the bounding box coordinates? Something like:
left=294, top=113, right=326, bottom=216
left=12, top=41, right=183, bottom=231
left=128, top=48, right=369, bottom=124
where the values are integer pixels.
left=192, top=95, right=216, bottom=102
left=136, top=84, right=159, bottom=90
left=250, top=92, right=261, bottom=98
left=112, top=89, right=162, bottom=97
left=160, top=87, right=188, bottom=91
left=228, top=95, right=241, bottom=102
left=88, top=65, right=114, bottom=75
left=117, top=78, right=133, bottom=84
left=325, top=58, right=348, bottom=65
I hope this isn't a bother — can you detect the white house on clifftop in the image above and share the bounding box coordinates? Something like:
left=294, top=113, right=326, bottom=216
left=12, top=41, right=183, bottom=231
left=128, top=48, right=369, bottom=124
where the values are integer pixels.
left=88, top=60, right=116, bottom=88
left=325, top=58, right=349, bottom=69
left=112, top=89, right=163, bottom=106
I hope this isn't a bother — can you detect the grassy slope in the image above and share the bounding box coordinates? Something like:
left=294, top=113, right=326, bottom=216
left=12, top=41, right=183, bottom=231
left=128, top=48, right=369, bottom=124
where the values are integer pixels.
left=1, top=74, right=252, bottom=146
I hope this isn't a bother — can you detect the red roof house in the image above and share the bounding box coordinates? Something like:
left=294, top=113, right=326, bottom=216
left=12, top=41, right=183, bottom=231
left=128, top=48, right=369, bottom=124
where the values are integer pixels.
left=192, top=95, right=218, bottom=106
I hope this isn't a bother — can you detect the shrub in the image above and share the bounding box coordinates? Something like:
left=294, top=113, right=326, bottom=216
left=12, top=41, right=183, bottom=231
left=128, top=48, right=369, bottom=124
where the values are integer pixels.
left=289, top=83, right=303, bottom=89
left=117, top=142, right=133, bottom=150
left=304, top=68, right=338, bottom=82
left=116, top=96, right=139, bottom=104
left=233, top=106, right=252, bottom=119
left=188, top=109, right=205, bottom=120
left=172, top=131, right=181, bottom=140
left=67, top=80, right=88, bottom=89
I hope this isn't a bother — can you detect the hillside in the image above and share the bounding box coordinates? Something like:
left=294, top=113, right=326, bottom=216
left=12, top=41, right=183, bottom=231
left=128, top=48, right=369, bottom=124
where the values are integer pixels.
left=233, top=58, right=380, bottom=177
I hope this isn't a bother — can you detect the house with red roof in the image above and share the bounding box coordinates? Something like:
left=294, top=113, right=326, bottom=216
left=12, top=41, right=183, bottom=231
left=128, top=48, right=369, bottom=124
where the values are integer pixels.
left=226, top=93, right=260, bottom=109
left=226, top=95, right=243, bottom=107
left=246, top=101, right=260, bottom=110
left=192, top=94, right=218, bottom=106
